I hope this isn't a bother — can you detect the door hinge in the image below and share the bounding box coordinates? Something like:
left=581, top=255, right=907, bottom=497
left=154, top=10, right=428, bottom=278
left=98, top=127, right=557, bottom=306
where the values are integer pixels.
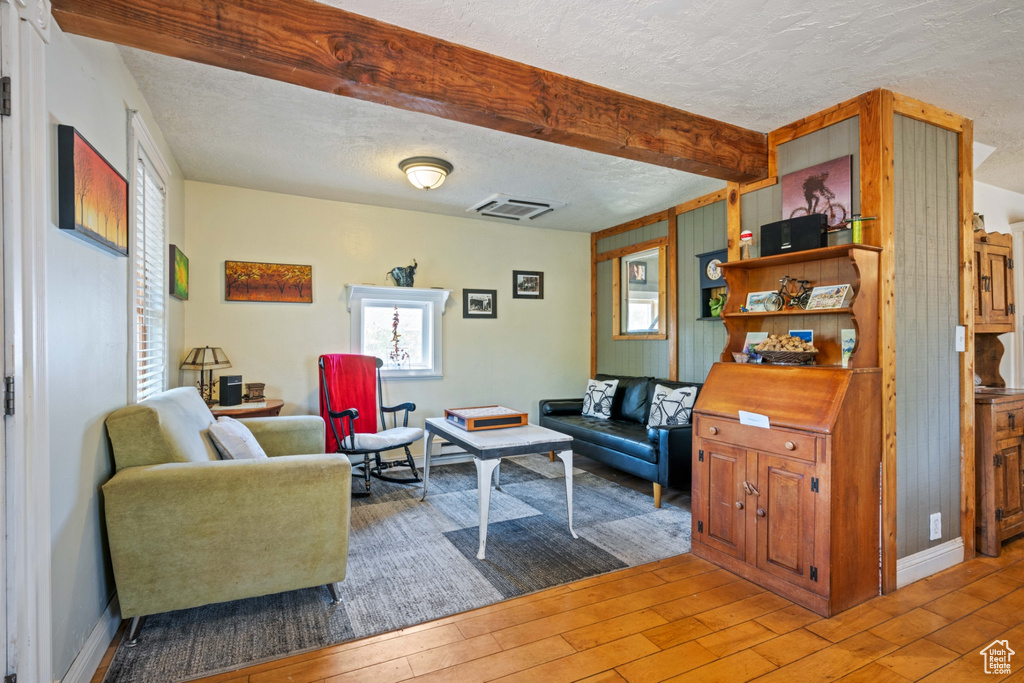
left=4, top=376, right=13, bottom=416
left=0, top=76, right=10, bottom=117
left=697, top=520, right=703, bottom=534
left=811, top=477, right=819, bottom=493
left=810, top=566, right=818, bottom=582
left=698, top=449, right=704, bottom=462
left=995, top=453, right=1003, bottom=468
left=1010, top=258, right=1015, bottom=270
left=1010, top=303, right=1016, bottom=315
left=997, top=508, right=1004, bottom=522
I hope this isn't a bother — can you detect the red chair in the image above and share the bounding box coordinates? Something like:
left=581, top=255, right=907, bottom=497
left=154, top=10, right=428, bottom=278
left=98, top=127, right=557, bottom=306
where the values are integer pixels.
left=318, top=354, right=423, bottom=495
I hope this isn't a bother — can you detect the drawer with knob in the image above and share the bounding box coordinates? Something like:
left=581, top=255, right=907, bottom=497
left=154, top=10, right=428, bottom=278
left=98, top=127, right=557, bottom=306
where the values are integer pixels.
left=995, top=404, right=1024, bottom=440
left=694, top=415, right=818, bottom=462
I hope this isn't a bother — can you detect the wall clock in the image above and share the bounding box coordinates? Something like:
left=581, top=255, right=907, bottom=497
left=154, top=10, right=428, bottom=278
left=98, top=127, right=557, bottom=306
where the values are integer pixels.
left=706, top=258, right=723, bottom=282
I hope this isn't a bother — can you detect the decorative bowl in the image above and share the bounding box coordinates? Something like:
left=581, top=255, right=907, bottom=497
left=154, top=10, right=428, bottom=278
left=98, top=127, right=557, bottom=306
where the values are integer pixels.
left=757, top=350, right=818, bottom=365
left=731, top=352, right=750, bottom=364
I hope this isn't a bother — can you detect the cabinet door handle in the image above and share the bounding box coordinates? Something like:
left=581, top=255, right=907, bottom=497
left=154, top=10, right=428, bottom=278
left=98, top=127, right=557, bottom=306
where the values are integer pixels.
left=735, top=501, right=744, bottom=510
left=742, top=481, right=760, bottom=496
left=756, top=508, right=766, bottom=518
left=709, top=426, right=719, bottom=435
left=785, top=441, right=796, bottom=451
left=1011, top=413, right=1017, bottom=430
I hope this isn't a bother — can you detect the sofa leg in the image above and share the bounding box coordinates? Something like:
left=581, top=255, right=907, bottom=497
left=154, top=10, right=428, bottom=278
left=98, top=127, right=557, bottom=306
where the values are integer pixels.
left=327, top=582, right=342, bottom=605
left=125, top=615, right=146, bottom=647
left=653, top=483, right=662, bottom=508
left=549, top=451, right=555, bottom=462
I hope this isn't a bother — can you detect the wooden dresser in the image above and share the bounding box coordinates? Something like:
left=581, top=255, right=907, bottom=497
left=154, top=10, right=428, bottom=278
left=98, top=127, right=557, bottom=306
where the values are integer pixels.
left=691, top=363, right=881, bottom=617
left=975, top=388, right=1024, bottom=556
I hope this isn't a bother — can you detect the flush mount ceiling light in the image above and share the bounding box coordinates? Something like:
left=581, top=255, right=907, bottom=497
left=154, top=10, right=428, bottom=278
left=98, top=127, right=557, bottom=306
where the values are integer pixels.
left=399, top=156, right=453, bottom=190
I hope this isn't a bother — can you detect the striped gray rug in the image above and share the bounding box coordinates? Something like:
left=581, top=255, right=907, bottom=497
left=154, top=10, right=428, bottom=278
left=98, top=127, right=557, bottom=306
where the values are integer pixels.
left=103, top=455, right=691, bottom=683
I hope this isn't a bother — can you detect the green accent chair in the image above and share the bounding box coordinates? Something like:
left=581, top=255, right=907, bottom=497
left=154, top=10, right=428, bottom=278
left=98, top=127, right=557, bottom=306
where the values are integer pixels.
left=103, top=386, right=351, bottom=644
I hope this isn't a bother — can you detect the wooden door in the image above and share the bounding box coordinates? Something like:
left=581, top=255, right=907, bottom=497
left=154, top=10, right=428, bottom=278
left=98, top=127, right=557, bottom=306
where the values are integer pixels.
left=986, top=245, right=1015, bottom=329
left=995, top=438, right=1024, bottom=536
left=696, top=440, right=747, bottom=560
left=755, top=453, right=823, bottom=594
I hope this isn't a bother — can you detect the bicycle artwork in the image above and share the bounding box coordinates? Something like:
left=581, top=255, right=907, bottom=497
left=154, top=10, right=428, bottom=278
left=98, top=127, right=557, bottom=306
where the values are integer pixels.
left=781, top=155, right=853, bottom=230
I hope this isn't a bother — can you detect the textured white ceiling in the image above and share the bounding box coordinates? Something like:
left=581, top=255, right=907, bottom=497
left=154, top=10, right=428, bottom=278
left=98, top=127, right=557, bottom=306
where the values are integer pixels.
left=118, top=0, right=1024, bottom=232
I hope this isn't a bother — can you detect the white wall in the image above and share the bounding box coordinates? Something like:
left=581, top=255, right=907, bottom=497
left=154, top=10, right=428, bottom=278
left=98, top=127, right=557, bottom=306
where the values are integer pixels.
left=45, top=30, right=184, bottom=679
left=975, top=181, right=1024, bottom=387
left=183, top=182, right=590, bottom=445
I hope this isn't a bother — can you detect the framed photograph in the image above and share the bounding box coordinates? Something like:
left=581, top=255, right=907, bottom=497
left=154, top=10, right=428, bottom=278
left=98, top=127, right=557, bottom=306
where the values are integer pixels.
left=169, top=245, right=189, bottom=301
left=805, top=284, right=851, bottom=310
left=789, top=329, right=814, bottom=344
left=57, top=125, right=129, bottom=256
left=781, top=155, right=853, bottom=230
left=744, top=331, right=769, bottom=351
left=512, top=270, right=544, bottom=299
left=628, top=262, right=647, bottom=285
left=225, top=260, right=312, bottom=303
left=744, top=291, right=775, bottom=312
left=463, top=289, right=497, bottom=318
left=841, top=328, right=856, bottom=368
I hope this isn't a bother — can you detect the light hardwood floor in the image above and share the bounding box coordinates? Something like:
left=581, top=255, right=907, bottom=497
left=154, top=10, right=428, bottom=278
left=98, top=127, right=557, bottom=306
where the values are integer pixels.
left=91, top=534, right=1024, bottom=683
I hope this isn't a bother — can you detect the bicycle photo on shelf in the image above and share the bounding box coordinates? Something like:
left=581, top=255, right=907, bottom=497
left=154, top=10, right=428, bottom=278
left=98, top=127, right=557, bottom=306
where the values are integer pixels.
left=781, top=155, right=853, bottom=230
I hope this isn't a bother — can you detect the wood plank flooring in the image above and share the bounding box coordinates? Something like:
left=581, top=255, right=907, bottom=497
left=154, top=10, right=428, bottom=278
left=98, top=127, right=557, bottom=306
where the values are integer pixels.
left=92, top=535, right=1024, bottom=682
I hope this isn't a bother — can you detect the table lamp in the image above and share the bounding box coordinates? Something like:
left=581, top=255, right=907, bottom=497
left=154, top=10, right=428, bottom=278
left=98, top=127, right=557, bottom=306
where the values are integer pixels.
left=181, top=346, right=232, bottom=405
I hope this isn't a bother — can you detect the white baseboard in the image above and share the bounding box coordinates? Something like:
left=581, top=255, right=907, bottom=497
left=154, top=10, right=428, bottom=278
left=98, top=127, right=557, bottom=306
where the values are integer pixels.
left=896, top=537, right=965, bottom=589
left=61, top=594, right=121, bottom=683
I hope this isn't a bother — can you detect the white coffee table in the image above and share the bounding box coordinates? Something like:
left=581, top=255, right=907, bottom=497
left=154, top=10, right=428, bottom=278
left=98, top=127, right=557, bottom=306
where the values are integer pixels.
left=420, top=417, right=577, bottom=559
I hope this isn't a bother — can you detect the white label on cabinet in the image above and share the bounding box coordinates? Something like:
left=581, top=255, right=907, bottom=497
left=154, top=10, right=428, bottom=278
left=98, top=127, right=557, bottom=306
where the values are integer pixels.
left=738, top=410, right=771, bottom=429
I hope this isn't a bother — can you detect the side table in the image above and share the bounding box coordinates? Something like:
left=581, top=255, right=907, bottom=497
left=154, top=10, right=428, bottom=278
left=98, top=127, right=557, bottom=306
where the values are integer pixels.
left=210, top=399, right=284, bottom=418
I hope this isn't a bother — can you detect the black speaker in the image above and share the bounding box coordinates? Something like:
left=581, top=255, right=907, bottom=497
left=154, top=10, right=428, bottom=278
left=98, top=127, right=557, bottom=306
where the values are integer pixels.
left=760, top=214, right=828, bottom=257
left=219, top=375, right=242, bottom=406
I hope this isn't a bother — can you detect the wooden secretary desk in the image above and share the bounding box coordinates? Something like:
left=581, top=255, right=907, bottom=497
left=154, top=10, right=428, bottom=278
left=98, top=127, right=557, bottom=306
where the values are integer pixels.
left=691, top=244, right=883, bottom=617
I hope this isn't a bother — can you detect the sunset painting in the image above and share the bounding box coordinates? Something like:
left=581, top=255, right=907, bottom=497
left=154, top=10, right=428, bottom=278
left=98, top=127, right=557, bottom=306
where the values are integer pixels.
left=57, top=125, right=129, bottom=256
left=225, top=261, right=312, bottom=303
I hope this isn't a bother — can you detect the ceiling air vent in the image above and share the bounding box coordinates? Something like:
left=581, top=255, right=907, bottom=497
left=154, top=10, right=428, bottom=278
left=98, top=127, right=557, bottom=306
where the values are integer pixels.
left=468, top=194, right=566, bottom=221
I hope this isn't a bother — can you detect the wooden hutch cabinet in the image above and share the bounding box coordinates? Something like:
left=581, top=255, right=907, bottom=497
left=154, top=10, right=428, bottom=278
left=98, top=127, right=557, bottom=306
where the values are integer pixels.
left=691, top=243, right=883, bottom=616
left=974, top=230, right=1015, bottom=334
left=975, top=390, right=1024, bottom=556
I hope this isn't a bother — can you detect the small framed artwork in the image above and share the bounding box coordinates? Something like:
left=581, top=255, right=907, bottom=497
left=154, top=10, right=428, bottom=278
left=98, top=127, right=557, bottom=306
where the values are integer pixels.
left=225, top=260, right=312, bottom=303
left=805, top=284, right=851, bottom=310
left=628, top=262, right=647, bottom=285
left=169, top=245, right=189, bottom=301
left=512, top=270, right=544, bottom=299
left=463, top=289, right=497, bottom=318
left=841, top=329, right=856, bottom=367
left=744, top=331, right=769, bottom=351
left=789, top=329, right=814, bottom=344
left=744, top=291, right=775, bottom=312
left=57, top=125, right=129, bottom=256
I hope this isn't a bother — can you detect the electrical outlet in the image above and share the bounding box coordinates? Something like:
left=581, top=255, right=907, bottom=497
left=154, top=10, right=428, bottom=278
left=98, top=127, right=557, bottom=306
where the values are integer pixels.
left=930, top=512, right=942, bottom=540
left=955, top=326, right=966, bottom=352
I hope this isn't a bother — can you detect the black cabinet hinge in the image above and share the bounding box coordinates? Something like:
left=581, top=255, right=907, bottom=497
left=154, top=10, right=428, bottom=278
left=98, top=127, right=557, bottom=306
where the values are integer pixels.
left=697, top=520, right=703, bottom=534
left=1010, top=303, right=1016, bottom=315
left=997, top=508, right=1004, bottom=522
left=0, top=76, right=10, bottom=117
left=698, top=449, right=704, bottom=462
left=811, top=477, right=819, bottom=493
left=4, top=376, right=13, bottom=416
left=810, top=566, right=818, bottom=582
left=995, top=453, right=1003, bottom=468
left=1010, top=258, right=1015, bottom=270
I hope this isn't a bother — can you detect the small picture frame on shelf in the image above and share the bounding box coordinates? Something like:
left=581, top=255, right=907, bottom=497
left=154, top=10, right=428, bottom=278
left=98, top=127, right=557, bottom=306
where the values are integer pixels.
left=744, top=291, right=775, bottom=312
left=841, top=329, right=856, bottom=367
left=744, top=331, right=769, bottom=351
left=804, top=284, right=851, bottom=310
left=789, top=329, right=814, bottom=344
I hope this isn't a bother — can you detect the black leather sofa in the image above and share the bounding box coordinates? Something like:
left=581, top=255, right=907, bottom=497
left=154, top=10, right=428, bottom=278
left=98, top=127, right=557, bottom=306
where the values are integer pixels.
left=539, top=374, right=702, bottom=507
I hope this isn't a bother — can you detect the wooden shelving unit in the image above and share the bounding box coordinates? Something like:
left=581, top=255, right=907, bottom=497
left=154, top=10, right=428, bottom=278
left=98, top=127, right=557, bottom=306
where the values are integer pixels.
left=720, top=244, right=881, bottom=367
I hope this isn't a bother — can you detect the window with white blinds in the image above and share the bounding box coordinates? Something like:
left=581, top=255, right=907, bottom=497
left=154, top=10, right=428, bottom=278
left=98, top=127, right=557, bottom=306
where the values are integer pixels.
left=132, top=147, right=167, bottom=401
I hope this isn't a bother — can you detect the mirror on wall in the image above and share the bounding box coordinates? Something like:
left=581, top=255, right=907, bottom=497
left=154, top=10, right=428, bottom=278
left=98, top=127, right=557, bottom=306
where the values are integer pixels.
left=613, top=245, right=667, bottom=340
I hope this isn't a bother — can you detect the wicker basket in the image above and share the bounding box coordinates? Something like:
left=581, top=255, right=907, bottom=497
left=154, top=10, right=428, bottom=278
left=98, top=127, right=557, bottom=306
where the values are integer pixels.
left=757, top=350, right=818, bottom=365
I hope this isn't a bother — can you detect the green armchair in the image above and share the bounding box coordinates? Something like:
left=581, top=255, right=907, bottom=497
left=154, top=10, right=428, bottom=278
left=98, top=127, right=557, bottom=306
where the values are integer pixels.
left=103, top=387, right=351, bottom=643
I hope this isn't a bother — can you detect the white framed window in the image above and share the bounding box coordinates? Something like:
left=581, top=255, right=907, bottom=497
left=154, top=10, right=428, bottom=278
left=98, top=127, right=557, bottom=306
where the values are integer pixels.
left=127, top=111, right=172, bottom=402
left=346, top=285, right=451, bottom=380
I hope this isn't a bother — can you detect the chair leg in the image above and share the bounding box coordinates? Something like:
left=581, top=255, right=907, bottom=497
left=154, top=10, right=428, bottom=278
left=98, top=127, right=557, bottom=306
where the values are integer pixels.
left=364, top=453, right=372, bottom=493
left=653, top=483, right=663, bottom=509
left=369, top=446, right=423, bottom=484
left=326, top=583, right=342, bottom=605
left=125, top=615, right=146, bottom=647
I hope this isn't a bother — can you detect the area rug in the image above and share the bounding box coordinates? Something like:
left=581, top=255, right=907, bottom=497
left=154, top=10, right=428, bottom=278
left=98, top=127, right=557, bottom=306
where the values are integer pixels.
left=102, top=455, right=691, bottom=682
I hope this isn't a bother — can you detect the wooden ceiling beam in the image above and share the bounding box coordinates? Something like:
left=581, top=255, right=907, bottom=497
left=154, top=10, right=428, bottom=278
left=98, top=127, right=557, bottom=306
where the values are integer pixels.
left=50, top=0, right=769, bottom=184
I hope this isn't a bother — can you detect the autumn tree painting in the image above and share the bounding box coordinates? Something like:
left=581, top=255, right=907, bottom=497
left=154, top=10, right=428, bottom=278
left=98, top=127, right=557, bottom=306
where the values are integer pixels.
left=225, top=261, right=312, bottom=303
left=57, top=125, right=129, bottom=256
